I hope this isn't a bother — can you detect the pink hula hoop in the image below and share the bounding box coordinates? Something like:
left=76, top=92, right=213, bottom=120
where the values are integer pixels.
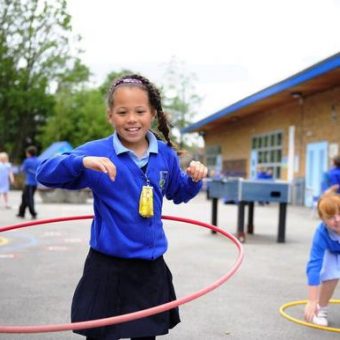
left=0, top=215, right=244, bottom=333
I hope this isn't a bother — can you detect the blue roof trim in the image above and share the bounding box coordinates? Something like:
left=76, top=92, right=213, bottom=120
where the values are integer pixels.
left=182, top=52, right=340, bottom=133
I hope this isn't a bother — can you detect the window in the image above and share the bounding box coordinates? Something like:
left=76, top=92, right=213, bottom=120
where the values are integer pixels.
left=251, top=131, right=283, bottom=178
left=205, top=145, right=221, bottom=167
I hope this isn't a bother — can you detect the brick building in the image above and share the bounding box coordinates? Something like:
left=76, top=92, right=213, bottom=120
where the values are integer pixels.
left=183, top=53, right=340, bottom=206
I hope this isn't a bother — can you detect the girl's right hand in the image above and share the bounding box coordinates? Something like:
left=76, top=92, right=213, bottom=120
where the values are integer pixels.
left=304, top=300, right=318, bottom=322
left=83, top=157, right=116, bottom=181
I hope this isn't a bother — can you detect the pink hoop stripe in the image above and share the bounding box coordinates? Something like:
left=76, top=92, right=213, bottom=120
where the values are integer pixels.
left=0, top=215, right=244, bottom=333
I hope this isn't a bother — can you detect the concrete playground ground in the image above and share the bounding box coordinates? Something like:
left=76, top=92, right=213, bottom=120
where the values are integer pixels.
left=0, top=190, right=339, bottom=340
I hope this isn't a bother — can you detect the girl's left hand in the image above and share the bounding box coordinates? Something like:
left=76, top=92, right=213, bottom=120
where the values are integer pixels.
left=186, top=161, right=208, bottom=182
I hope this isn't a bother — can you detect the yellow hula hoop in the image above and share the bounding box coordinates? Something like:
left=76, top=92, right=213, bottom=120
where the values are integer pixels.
left=279, top=299, right=340, bottom=333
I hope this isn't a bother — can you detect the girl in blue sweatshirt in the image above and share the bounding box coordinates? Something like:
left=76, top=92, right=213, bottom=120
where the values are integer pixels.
left=36, top=74, right=207, bottom=340
left=305, top=193, right=340, bottom=327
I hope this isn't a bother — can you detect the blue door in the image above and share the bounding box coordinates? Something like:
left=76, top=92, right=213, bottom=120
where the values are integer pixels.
left=305, top=142, right=328, bottom=207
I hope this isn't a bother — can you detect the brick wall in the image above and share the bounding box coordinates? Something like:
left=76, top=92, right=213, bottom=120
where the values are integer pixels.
left=204, top=86, right=340, bottom=180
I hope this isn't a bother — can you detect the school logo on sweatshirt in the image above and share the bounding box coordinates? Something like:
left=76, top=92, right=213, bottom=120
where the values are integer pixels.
left=159, top=171, right=168, bottom=191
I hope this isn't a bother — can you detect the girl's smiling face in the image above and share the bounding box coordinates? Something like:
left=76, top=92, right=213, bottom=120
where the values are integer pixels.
left=325, top=214, right=340, bottom=234
left=108, top=86, right=156, bottom=155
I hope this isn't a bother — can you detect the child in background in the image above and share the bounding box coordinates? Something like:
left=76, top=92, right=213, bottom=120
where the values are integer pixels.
left=256, top=166, right=273, bottom=180
left=304, top=193, right=340, bottom=326
left=17, top=146, right=39, bottom=219
left=0, top=152, right=15, bottom=208
left=36, top=74, right=208, bottom=340
left=256, top=165, right=267, bottom=179
left=321, top=155, right=340, bottom=194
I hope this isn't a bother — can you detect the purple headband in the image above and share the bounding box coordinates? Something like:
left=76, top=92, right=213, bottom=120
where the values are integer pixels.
left=114, top=78, right=144, bottom=88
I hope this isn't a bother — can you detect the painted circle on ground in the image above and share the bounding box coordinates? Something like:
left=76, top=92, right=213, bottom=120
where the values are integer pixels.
left=0, top=237, right=9, bottom=246
left=0, top=215, right=244, bottom=334
left=279, top=299, right=340, bottom=333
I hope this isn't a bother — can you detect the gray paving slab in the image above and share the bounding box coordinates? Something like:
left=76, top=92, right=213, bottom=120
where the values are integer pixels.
left=0, top=190, right=339, bottom=339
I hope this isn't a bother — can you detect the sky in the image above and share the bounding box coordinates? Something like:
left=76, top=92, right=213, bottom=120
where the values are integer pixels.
left=67, top=0, right=340, bottom=121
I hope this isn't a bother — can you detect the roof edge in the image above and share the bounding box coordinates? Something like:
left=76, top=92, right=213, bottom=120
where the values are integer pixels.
left=182, top=52, right=340, bottom=133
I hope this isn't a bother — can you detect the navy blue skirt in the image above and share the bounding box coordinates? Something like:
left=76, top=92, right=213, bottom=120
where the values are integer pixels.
left=71, top=248, right=180, bottom=339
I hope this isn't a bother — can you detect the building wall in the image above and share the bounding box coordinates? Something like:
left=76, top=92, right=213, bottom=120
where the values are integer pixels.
left=204, top=85, right=340, bottom=180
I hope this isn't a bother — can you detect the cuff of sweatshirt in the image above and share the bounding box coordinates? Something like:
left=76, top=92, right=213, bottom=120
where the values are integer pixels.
left=187, top=177, right=203, bottom=192
left=307, top=276, right=320, bottom=286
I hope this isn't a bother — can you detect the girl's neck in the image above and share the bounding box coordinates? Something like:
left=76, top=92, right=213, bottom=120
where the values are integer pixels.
left=121, top=137, right=149, bottom=158
left=132, top=142, right=148, bottom=158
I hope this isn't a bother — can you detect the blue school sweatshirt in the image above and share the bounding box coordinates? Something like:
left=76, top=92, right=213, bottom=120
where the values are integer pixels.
left=328, top=167, right=340, bottom=193
left=36, top=135, right=202, bottom=260
left=22, top=156, right=40, bottom=185
left=306, top=223, right=340, bottom=285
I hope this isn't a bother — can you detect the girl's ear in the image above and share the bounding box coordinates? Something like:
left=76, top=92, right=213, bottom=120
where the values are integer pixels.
left=107, top=109, right=113, bottom=123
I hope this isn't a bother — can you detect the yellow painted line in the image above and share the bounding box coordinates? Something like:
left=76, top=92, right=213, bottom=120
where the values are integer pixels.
left=0, top=237, right=9, bottom=246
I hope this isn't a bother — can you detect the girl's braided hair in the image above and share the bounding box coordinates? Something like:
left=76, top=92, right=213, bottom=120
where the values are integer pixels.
left=106, top=74, right=175, bottom=149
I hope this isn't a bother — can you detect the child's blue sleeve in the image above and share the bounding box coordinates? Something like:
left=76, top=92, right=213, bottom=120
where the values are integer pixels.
left=321, top=171, right=330, bottom=193
left=306, top=225, right=327, bottom=285
left=36, top=152, right=88, bottom=190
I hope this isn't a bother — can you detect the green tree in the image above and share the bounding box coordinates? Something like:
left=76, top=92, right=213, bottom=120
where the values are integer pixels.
left=40, top=88, right=110, bottom=148
left=39, top=69, right=134, bottom=148
left=0, top=0, right=84, bottom=161
left=0, top=32, right=19, bottom=155
left=161, top=57, right=202, bottom=148
left=38, top=59, right=92, bottom=147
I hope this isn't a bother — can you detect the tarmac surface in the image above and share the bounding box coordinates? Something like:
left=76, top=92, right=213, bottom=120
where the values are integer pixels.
left=0, top=190, right=339, bottom=340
